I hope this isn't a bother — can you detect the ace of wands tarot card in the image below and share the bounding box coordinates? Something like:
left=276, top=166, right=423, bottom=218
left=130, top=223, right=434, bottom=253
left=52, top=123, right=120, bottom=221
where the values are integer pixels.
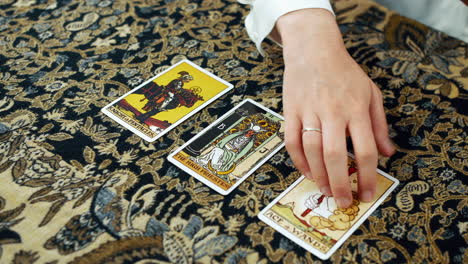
left=258, top=155, right=399, bottom=260
left=102, top=59, right=233, bottom=142
left=169, top=99, right=285, bottom=195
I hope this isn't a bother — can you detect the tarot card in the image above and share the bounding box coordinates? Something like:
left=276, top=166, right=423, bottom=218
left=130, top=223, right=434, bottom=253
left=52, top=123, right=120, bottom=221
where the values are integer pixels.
left=102, top=59, right=233, bottom=142
left=168, top=99, right=285, bottom=195
left=258, top=156, right=399, bottom=260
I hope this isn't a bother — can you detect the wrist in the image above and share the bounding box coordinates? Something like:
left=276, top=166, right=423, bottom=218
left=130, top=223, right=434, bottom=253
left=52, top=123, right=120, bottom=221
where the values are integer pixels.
left=276, top=9, right=346, bottom=62
left=277, top=8, right=339, bottom=43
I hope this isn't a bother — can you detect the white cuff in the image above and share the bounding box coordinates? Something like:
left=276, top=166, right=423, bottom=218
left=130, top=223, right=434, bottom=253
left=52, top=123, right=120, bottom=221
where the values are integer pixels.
left=242, top=0, right=334, bottom=56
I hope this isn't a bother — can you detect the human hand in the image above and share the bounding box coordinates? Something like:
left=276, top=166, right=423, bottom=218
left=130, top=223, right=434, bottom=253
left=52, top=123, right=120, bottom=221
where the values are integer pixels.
left=276, top=9, right=395, bottom=208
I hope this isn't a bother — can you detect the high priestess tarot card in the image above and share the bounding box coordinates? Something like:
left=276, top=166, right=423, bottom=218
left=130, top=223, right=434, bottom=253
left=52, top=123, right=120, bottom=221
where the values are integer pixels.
left=169, top=99, right=285, bottom=195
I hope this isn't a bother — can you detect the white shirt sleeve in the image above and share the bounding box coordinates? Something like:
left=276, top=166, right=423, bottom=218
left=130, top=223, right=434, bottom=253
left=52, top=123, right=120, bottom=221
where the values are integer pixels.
left=238, top=0, right=334, bottom=56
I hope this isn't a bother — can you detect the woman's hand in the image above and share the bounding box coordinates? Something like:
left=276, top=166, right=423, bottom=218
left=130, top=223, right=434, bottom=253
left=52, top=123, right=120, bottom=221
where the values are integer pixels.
left=276, top=9, right=395, bottom=208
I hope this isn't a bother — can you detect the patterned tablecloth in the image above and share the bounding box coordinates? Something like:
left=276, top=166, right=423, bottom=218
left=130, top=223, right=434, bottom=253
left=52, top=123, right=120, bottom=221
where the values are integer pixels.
left=0, top=0, right=466, bottom=263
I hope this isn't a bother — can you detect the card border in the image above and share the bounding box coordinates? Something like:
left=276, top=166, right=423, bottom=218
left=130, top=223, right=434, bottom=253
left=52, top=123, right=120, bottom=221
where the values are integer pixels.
left=168, top=99, right=285, bottom=195
left=101, top=59, right=234, bottom=142
left=258, top=157, right=399, bottom=260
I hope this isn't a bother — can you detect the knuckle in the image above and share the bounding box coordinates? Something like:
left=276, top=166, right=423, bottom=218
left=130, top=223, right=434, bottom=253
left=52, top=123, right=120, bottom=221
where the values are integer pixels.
left=359, top=149, right=378, bottom=162
left=323, top=147, right=341, bottom=161
left=326, top=105, right=345, bottom=117
left=331, top=182, right=351, bottom=195
left=315, top=173, right=328, bottom=184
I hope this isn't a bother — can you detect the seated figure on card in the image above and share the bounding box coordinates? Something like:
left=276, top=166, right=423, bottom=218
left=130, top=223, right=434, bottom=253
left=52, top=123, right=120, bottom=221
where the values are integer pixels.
left=195, top=114, right=281, bottom=179
left=117, top=71, right=203, bottom=123
left=196, top=124, right=263, bottom=175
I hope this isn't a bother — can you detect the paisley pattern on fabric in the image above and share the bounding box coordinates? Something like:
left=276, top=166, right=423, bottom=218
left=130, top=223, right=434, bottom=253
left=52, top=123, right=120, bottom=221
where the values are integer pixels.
left=0, top=0, right=466, bottom=263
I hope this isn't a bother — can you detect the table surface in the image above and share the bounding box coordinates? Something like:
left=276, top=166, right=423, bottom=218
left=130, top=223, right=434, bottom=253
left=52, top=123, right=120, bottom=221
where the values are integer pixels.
left=0, top=0, right=467, bottom=263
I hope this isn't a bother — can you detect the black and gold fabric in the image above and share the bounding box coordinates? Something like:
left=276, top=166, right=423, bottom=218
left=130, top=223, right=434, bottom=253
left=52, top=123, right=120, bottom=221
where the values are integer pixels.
left=0, top=0, right=466, bottom=263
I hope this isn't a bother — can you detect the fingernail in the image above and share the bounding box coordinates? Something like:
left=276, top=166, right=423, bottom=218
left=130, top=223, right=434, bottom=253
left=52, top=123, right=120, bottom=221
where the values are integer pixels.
left=361, top=191, right=374, bottom=202
left=320, top=186, right=332, bottom=196
left=337, top=197, right=351, bottom=208
left=305, top=172, right=313, bottom=180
